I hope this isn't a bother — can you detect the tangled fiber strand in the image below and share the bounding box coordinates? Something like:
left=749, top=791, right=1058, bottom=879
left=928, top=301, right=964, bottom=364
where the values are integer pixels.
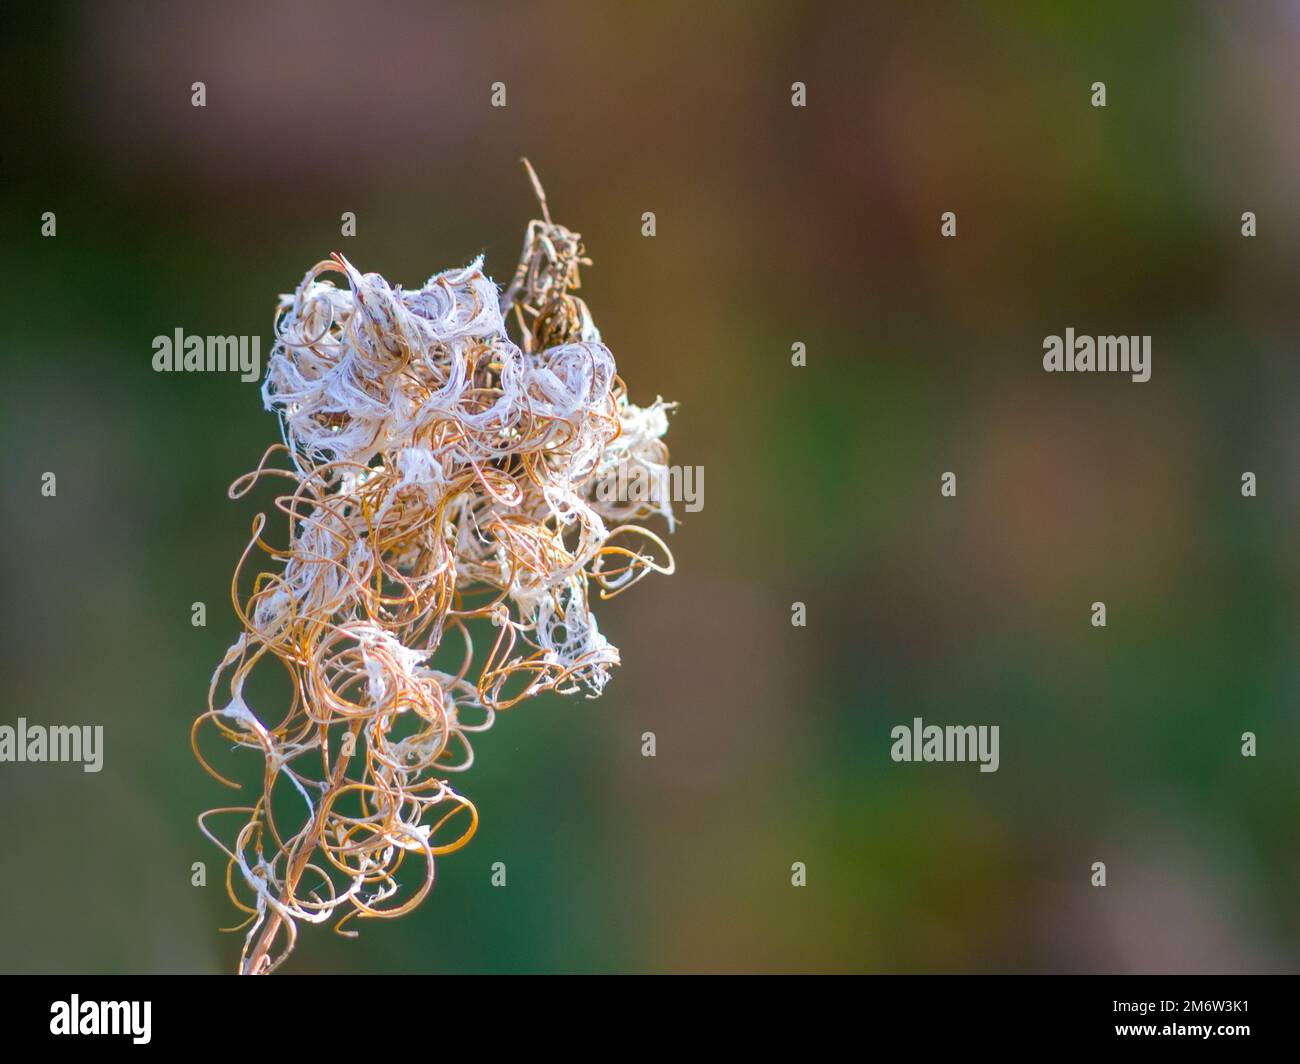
left=194, top=162, right=676, bottom=974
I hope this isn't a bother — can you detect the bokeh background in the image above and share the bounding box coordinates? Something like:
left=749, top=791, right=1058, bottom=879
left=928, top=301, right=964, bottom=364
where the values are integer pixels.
left=3, top=1, right=1300, bottom=973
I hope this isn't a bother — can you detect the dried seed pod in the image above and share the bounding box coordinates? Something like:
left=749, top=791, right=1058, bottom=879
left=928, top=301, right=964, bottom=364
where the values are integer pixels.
left=193, top=162, right=675, bottom=974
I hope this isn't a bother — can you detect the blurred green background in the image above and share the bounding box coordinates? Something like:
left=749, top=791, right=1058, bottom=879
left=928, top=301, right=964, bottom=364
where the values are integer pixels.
left=3, top=1, right=1299, bottom=973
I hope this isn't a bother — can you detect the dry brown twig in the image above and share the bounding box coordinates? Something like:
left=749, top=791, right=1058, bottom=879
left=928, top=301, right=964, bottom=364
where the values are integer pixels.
left=193, top=161, right=676, bottom=974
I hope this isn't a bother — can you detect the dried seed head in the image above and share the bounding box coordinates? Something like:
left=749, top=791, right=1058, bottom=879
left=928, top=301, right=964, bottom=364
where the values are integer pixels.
left=194, top=162, right=675, bottom=974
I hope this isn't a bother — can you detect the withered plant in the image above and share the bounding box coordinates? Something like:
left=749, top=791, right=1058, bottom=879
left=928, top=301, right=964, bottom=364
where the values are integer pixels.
left=194, top=162, right=676, bottom=974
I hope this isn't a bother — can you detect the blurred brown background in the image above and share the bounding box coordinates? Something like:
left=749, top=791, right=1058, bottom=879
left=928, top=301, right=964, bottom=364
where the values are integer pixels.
left=2, top=1, right=1300, bottom=972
